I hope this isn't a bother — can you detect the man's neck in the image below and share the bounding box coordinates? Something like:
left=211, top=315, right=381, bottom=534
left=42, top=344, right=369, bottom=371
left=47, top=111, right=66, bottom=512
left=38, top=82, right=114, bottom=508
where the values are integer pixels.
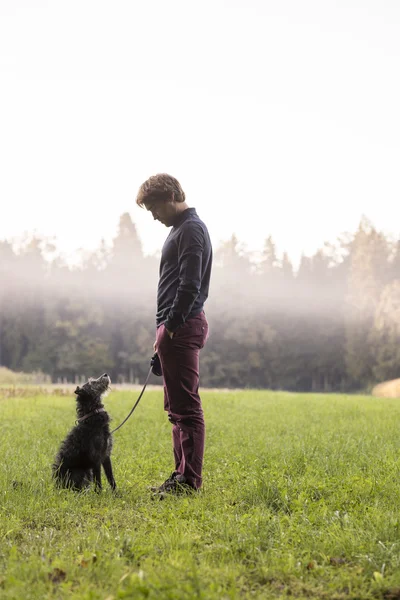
left=175, top=201, right=189, bottom=216
left=170, top=202, right=191, bottom=226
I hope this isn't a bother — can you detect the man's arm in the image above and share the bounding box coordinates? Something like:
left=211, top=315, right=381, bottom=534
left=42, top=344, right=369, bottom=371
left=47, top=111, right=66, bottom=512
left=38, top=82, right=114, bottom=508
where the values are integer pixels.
left=164, top=222, right=204, bottom=334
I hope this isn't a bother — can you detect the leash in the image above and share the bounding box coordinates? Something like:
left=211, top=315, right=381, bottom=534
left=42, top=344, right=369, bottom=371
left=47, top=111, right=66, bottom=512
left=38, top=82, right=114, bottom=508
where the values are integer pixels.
left=110, top=353, right=161, bottom=435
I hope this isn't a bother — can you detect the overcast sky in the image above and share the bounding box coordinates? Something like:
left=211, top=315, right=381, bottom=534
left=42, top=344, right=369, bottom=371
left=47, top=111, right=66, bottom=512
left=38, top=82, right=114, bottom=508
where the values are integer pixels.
left=0, top=0, right=399, bottom=267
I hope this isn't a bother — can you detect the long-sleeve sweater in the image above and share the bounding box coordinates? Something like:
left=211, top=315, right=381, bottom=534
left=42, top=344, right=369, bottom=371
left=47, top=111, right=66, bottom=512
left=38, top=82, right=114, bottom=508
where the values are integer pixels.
left=156, top=208, right=212, bottom=332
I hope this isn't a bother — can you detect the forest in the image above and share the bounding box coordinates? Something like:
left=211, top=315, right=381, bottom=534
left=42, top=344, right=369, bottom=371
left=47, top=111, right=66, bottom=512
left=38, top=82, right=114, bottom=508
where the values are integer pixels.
left=1, top=214, right=399, bottom=391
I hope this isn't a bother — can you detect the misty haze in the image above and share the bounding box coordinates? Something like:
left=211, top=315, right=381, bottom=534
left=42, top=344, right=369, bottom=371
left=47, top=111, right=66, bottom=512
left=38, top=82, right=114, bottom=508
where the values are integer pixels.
left=1, top=213, right=399, bottom=392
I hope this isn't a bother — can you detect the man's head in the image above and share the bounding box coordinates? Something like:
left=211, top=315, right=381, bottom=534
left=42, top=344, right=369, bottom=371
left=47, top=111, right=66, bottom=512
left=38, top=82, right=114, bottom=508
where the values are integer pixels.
left=136, top=173, right=188, bottom=227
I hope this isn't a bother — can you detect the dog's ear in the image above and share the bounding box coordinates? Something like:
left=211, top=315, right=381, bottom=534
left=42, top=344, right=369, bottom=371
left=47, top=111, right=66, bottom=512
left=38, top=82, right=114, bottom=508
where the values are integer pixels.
left=74, top=386, right=80, bottom=395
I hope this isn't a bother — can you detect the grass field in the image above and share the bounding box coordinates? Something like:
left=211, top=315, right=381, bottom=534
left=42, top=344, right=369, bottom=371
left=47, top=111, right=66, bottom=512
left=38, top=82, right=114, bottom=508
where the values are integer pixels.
left=1, top=387, right=400, bottom=599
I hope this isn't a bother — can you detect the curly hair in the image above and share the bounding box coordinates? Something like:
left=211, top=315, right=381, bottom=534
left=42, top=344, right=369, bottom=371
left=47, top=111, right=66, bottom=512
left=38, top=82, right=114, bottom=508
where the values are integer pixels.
left=136, top=173, right=186, bottom=208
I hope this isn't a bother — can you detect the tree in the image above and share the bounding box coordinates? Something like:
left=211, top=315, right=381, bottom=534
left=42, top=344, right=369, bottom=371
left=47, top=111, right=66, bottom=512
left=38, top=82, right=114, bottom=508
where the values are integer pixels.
left=106, top=213, right=144, bottom=300
left=370, top=281, right=400, bottom=383
left=345, top=218, right=390, bottom=386
left=110, top=213, right=142, bottom=271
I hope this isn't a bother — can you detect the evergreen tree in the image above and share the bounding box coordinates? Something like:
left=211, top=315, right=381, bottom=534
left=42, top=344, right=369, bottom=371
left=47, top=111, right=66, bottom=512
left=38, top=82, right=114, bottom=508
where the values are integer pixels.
left=345, top=218, right=390, bottom=386
left=370, top=281, right=400, bottom=383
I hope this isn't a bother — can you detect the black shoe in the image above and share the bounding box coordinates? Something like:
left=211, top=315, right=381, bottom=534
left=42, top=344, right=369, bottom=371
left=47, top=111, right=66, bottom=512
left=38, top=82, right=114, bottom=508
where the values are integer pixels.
left=150, top=472, right=178, bottom=493
left=152, top=473, right=197, bottom=498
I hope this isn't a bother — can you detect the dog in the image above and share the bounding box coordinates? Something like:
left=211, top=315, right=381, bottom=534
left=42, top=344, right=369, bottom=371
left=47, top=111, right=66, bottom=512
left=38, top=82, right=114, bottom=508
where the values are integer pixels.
left=52, top=373, right=116, bottom=492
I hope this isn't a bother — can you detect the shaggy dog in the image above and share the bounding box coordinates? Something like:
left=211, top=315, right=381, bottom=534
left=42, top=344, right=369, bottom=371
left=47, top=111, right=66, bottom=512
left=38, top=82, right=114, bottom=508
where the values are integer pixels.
left=52, top=373, right=116, bottom=492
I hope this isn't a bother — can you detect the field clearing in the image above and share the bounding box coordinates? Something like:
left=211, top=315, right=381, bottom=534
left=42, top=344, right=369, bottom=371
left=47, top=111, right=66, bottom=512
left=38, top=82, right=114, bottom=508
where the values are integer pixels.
left=1, top=388, right=400, bottom=599
left=372, top=379, right=400, bottom=399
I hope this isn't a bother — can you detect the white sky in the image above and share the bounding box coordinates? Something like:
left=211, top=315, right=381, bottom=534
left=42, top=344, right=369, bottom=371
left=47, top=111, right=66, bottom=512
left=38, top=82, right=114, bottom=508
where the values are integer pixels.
left=0, top=0, right=399, bottom=267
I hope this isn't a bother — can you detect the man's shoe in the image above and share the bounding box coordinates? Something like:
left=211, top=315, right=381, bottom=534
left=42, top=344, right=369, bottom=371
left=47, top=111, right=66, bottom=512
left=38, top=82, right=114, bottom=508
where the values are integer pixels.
left=152, top=473, right=197, bottom=498
left=150, top=472, right=178, bottom=493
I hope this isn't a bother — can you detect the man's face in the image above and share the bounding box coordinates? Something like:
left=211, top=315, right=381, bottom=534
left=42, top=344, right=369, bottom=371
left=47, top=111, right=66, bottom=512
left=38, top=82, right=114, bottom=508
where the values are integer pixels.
left=145, top=199, right=175, bottom=227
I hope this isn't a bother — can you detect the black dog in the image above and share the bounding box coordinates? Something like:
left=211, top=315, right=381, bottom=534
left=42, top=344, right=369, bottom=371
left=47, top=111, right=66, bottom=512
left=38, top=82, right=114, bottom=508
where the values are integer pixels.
left=52, top=374, right=116, bottom=492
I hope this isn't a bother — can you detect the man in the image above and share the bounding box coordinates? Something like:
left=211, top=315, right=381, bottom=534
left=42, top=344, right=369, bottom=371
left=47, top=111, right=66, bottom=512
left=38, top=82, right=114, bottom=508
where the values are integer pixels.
left=136, top=173, right=212, bottom=496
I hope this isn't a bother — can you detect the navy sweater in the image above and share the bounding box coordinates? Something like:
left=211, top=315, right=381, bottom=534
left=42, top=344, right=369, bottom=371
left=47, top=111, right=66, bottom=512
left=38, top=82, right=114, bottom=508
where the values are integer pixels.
left=157, top=208, right=212, bottom=332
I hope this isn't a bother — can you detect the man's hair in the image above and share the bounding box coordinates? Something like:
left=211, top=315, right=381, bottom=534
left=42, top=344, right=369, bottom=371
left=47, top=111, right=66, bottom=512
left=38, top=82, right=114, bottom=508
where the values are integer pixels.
left=136, top=173, right=186, bottom=208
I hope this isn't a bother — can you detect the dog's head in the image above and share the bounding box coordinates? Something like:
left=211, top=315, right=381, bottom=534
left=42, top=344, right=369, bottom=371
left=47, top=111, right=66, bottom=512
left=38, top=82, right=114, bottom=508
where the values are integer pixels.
left=74, top=373, right=111, bottom=402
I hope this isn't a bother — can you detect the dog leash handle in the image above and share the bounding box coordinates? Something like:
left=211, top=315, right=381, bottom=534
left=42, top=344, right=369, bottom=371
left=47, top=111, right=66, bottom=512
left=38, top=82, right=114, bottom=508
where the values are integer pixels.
left=110, top=361, right=155, bottom=435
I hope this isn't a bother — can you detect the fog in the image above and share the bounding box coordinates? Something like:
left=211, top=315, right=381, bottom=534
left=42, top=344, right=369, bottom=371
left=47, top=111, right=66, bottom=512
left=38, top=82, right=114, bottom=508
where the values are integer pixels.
left=1, top=214, right=399, bottom=391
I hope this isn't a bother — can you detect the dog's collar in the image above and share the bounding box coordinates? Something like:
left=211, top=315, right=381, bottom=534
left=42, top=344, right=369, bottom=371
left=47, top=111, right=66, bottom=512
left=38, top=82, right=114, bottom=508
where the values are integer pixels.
left=76, top=408, right=106, bottom=424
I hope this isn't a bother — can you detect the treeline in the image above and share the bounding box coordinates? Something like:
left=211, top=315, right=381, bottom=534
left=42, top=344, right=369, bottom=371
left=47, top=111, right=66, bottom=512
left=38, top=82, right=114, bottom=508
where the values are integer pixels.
left=1, top=214, right=400, bottom=391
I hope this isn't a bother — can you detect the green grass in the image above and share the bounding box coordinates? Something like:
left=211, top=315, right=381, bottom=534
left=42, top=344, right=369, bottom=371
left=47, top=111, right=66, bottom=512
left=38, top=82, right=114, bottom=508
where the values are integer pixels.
left=1, top=388, right=400, bottom=599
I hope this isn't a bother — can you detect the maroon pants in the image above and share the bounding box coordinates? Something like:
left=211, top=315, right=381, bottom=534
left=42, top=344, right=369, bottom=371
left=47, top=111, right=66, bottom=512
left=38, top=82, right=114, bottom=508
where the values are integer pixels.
left=156, top=312, right=209, bottom=489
